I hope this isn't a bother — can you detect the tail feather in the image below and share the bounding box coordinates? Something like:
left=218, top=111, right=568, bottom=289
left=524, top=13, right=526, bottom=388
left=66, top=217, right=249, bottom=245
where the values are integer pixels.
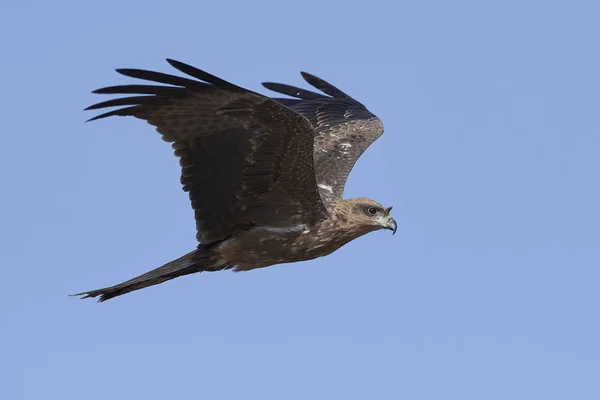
left=72, top=247, right=225, bottom=302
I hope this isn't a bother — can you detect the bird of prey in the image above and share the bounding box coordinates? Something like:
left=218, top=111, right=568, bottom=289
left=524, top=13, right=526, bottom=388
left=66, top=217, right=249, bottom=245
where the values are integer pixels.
left=74, top=59, right=396, bottom=302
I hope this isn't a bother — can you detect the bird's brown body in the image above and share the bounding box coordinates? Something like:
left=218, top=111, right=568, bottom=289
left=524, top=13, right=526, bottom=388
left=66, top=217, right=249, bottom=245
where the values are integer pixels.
left=219, top=198, right=391, bottom=270
left=74, top=60, right=396, bottom=302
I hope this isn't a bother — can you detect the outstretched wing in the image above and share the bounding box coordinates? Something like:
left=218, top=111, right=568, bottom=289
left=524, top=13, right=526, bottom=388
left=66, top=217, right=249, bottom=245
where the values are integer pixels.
left=87, top=59, right=327, bottom=243
left=263, top=73, right=384, bottom=204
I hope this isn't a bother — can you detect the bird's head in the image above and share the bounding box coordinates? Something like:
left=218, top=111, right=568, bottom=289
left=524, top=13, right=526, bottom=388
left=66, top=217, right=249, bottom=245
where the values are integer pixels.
left=333, top=197, right=397, bottom=235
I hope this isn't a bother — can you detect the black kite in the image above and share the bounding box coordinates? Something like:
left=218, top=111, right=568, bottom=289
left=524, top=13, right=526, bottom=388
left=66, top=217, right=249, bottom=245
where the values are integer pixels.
left=74, top=59, right=396, bottom=302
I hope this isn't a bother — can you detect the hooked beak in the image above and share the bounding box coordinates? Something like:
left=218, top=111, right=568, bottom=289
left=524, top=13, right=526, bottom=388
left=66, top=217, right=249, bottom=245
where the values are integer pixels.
left=386, top=217, right=397, bottom=235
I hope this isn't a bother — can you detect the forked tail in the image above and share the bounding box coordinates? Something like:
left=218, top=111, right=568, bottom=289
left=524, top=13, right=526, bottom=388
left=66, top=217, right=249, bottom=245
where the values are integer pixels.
left=72, top=246, right=226, bottom=302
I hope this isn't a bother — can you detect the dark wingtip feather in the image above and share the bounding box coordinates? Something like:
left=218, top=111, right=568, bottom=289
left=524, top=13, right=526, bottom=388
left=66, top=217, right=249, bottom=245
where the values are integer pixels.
left=166, top=58, right=238, bottom=88
left=85, top=115, right=103, bottom=123
left=92, top=84, right=186, bottom=96
left=85, top=115, right=107, bottom=123
left=85, top=96, right=165, bottom=111
left=85, top=106, right=141, bottom=122
left=262, top=82, right=325, bottom=100
left=115, top=68, right=206, bottom=89
left=300, top=71, right=355, bottom=101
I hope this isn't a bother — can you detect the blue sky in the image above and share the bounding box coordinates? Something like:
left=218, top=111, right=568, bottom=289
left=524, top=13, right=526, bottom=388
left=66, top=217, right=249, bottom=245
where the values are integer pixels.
left=1, top=0, right=599, bottom=399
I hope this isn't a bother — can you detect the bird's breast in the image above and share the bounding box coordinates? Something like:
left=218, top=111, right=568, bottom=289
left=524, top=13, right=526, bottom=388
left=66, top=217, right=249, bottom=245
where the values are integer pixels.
left=216, top=223, right=343, bottom=271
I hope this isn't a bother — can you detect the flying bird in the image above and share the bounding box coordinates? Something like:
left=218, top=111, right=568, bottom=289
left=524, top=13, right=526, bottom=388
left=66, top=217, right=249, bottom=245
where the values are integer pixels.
left=74, top=59, right=396, bottom=302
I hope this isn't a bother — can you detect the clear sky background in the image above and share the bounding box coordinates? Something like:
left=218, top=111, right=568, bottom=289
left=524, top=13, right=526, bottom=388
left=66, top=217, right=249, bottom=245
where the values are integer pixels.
left=1, top=1, right=599, bottom=399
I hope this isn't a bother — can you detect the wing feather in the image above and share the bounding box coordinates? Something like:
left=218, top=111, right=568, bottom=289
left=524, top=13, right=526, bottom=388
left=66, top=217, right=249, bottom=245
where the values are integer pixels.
left=87, top=59, right=327, bottom=243
left=92, top=85, right=186, bottom=96
left=261, top=82, right=325, bottom=100
left=263, top=73, right=384, bottom=204
left=300, top=72, right=356, bottom=101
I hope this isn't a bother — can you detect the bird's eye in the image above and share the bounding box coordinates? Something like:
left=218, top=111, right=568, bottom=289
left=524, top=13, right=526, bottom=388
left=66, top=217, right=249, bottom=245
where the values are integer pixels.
left=367, top=207, right=378, bottom=215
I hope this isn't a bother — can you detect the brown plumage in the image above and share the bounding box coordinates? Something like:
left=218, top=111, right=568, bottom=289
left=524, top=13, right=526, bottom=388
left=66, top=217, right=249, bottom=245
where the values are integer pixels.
left=74, top=59, right=396, bottom=302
